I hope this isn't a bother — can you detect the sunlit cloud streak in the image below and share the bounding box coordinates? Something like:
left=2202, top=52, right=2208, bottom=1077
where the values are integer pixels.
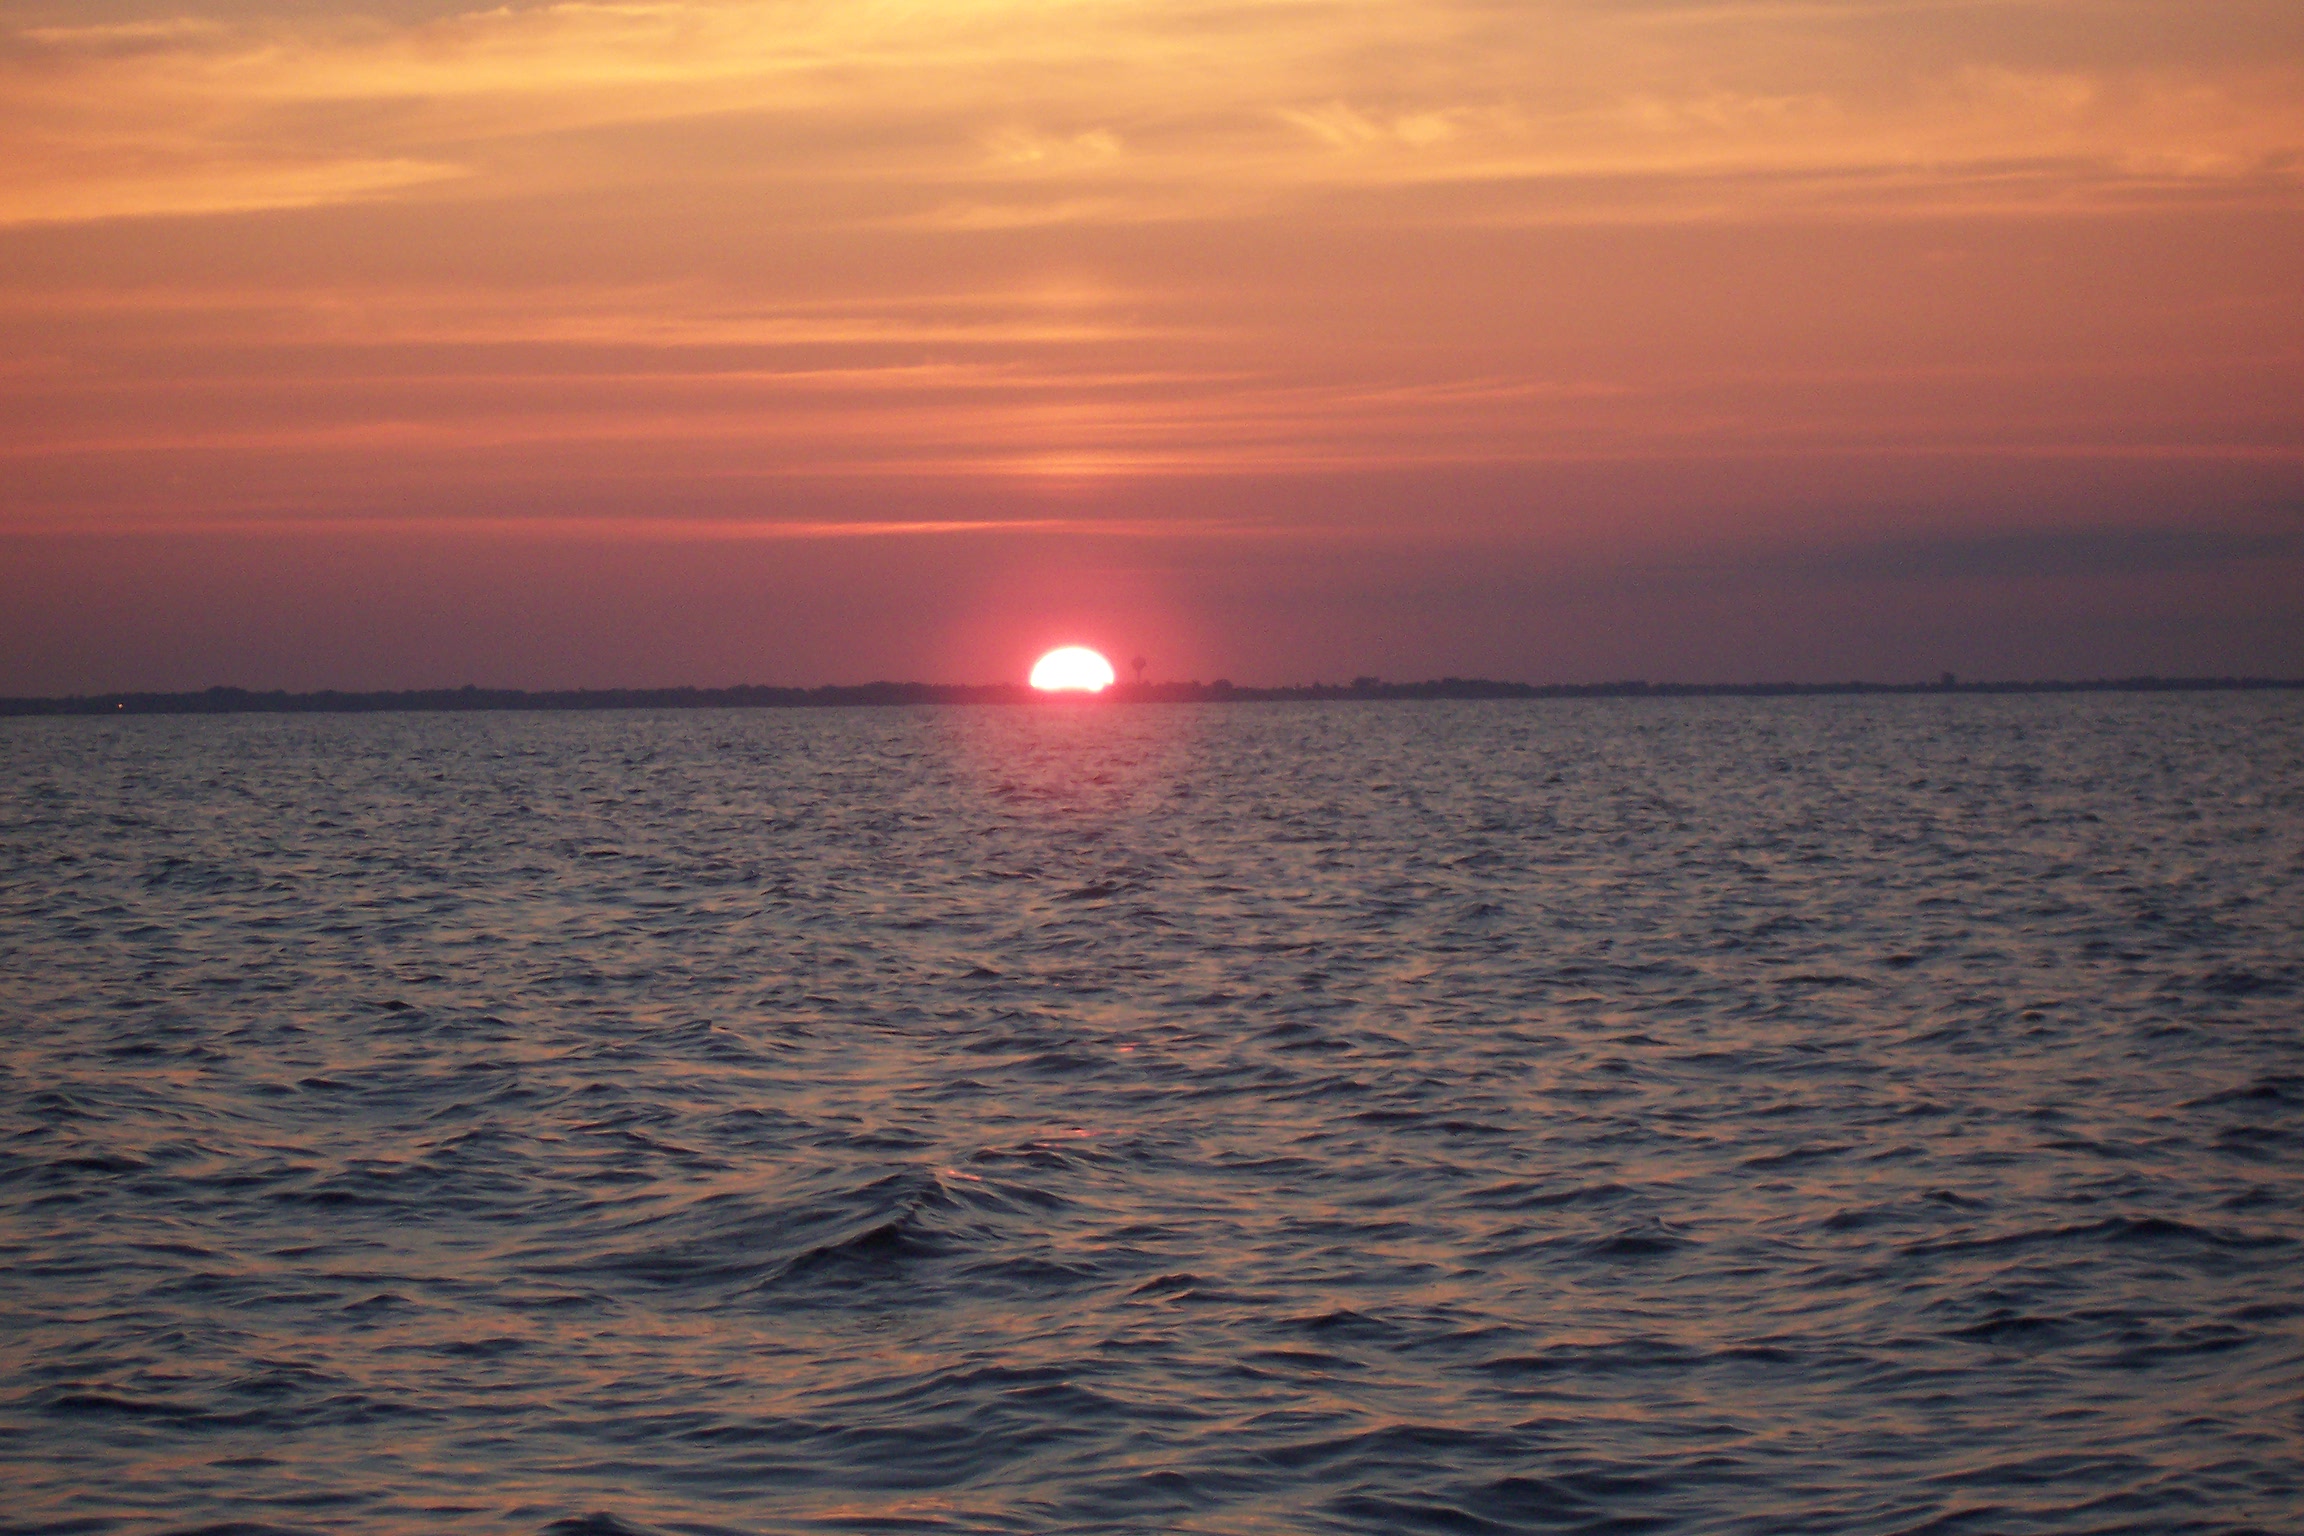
left=4, top=0, right=2298, bottom=227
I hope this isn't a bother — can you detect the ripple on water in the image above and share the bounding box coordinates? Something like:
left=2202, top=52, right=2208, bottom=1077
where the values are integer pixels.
left=1, top=695, right=2300, bottom=1534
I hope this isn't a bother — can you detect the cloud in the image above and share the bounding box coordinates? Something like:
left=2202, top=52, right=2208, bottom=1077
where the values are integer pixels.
left=0, top=0, right=2296, bottom=227
left=2, top=0, right=2297, bottom=547
left=17, top=18, right=229, bottom=49
left=0, top=156, right=462, bottom=226
left=1753, top=524, right=2304, bottom=585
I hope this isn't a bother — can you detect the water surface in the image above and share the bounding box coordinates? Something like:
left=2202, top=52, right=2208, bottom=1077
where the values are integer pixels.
left=3, top=697, right=2299, bottom=1533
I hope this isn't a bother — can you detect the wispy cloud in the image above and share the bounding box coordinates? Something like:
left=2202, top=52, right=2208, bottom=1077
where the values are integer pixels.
left=1757, top=523, right=2304, bottom=583
left=2, top=0, right=2296, bottom=227
left=2, top=0, right=2297, bottom=559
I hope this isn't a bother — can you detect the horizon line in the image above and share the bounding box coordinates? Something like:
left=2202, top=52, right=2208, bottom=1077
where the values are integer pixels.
left=6, top=674, right=2303, bottom=718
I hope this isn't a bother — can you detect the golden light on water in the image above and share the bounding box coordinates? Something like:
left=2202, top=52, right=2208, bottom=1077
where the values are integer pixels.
left=1029, top=647, right=1115, bottom=692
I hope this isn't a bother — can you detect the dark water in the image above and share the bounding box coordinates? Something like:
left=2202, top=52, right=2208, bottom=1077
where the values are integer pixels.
left=3, top=697, right=2300, bottom=1535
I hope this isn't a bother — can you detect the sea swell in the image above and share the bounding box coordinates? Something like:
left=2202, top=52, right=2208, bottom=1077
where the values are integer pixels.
left=2, top=695, right=2300, bottom=1534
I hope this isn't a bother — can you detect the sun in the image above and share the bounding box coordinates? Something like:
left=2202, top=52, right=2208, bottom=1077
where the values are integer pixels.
left=1030, top=646, right=1116, bottom=692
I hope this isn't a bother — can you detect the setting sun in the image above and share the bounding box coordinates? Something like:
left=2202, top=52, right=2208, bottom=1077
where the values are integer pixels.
left=1029, top=647, right=1116, bottom=692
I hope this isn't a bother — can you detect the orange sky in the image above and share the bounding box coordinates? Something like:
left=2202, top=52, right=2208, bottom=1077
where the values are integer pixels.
left=3, top=0, right=2300, bottom=690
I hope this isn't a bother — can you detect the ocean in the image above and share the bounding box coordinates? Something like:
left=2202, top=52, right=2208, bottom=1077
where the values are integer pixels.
left=3, top=696, right=2299, bottom=1534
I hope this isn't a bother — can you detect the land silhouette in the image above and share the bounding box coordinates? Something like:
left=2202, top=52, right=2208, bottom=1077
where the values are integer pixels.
left=3, top=675, right=2299, bottom=717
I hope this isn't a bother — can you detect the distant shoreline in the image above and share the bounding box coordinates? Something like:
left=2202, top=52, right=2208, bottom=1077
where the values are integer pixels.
left=4, top=675, right=2300, bottom=717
